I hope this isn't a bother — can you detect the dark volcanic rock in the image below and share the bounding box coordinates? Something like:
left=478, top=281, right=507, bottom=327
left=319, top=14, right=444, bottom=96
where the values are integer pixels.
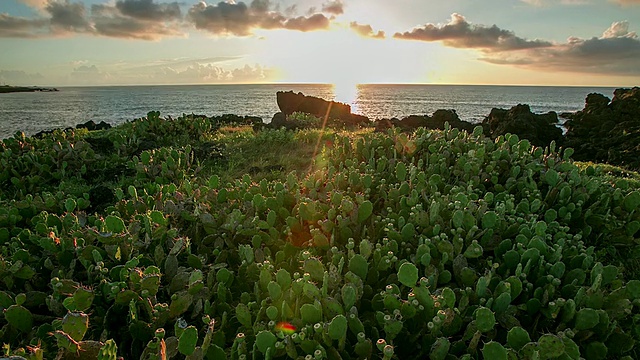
left=429, top=109, right=476, bottom=132
left=482, top=104, right=563, bottom=148
left=76, top=120, right=112, bottom=131
left=399, top=115, right=428, bottom=130
left=374, top=109, right=476, bottom=133
left=269, top=112, right=302, bottom=130
left=564, top=87, right=640, bottom=170
left=374, top=118, right=395, bottom=132
left=276, top=91, right=369, bottom=127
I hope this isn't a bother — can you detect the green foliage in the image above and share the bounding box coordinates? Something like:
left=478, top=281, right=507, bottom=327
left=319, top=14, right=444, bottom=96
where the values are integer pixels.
left=61, top=312, right=89, bottom=342
left=178, top=325, right=198, bottom=356
left=397, top=262, right=418, bottom=287
left=255, top=330, right=276, bottom=354
left=4, top=304, right=32, bottom=333
left=0, top=114, right=639, bottom=359
left=482, top=341, right=508, bottom=360
left=98, top=339, right=118, bottom=360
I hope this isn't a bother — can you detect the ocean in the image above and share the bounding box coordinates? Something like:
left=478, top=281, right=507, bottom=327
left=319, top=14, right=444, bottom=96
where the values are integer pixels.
left=0, top=84, right=618, bottom=140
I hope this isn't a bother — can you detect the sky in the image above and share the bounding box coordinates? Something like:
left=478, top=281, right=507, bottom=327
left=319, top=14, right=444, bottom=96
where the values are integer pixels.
left=0, top=0, right=639, bottom=87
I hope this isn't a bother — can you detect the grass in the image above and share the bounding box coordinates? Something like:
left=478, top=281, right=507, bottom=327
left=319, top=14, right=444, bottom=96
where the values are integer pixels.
left=214, top=126, right=339, bottom=183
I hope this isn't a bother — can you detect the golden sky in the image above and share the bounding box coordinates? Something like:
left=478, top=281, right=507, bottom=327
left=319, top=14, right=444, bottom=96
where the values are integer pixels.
left=1, top=0, right=639, bottom=86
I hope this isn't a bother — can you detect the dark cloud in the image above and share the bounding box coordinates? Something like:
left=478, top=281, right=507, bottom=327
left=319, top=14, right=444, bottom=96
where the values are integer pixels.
left=187, top=0, right=331, bottom=36
left=115, top=0, right=181, bottom=21
left=349, top=21, right=385, bottom=39
left=283, top=14, right=330, bottom=32
left=92, top=1, right=184, bottom=40
left=393, top=13, right=552, bottom=51
left=481, top=21, right=640, bottom=75
left=2, top=0, right=184, bottom=40
left=46, top=1, right=92, bottom=33
left=4, top=0, right=335, bottom=39
left=0, top=13, right=47, bottom=37
left=322, top=0, right=344, bottom=15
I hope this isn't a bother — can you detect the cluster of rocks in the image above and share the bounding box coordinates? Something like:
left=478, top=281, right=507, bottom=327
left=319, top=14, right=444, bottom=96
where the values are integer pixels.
left=563, top=87, right=640, bottom=170
left=373, top=109, right=476, bottom=133
left=271, top=87, right=640, bottom=171
left=42, top=87, right=639, bottom=172
left=34, top=120, right=112, bottom=138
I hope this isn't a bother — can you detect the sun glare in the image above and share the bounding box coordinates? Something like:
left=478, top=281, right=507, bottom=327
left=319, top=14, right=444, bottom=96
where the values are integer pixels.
left=257, top=22, right=445, bottom=88
left=332, top=81, right=359, bottom=109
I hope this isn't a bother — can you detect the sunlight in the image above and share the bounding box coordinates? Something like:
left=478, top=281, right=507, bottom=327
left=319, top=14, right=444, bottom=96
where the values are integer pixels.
left=332, top=81, right=359, bottom=111
left=257, top=25, right=447, bottom=87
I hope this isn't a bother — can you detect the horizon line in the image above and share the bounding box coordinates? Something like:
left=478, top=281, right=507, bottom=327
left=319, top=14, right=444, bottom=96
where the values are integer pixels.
left=20, top=82, right=628, bottom=89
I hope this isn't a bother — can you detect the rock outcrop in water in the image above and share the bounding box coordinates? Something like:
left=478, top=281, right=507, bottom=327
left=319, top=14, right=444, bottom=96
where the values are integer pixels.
left=275, top=91, right=369, bottom=127
left=563, top=87, right=640, bottom=170
left=481, top=104, right=563, bottom=148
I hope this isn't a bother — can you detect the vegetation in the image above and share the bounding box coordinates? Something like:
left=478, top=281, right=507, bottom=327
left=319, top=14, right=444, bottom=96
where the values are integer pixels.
left=0, top=85, right=58, bottom=94
left=0, top=111, right=639, bottom=359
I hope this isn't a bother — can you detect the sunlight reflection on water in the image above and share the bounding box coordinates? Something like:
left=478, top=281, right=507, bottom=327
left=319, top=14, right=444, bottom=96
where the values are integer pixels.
left=331, top=82, right=360, bottom=113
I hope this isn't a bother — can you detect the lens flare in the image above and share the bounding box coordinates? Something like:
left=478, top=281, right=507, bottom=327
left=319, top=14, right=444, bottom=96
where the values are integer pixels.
left=275, top=321, right=296, bottom=334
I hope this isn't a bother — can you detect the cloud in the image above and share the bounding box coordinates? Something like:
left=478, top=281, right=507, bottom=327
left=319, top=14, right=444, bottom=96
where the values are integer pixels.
left=283, top=13, right=330, bottom=32
left=5, top=0, right=184, bottom=40
left=321, top=0, right=344, bottom=15
left=349, top=21, right=385, bottom=39
left=481, top=21, right=640, bottom=75
left=0, top=70, right=44, bottom=85
left=394, top=13, right=552, bottom=51
left=18, top=0, right=49, bottom=10
left=115, top=0, right=181, bottom=21
left=157, top=63, right=273, bottom=83
left=68, top=64, right=113, bottom=84
left=610, top=0, right=640, bottom=4
left=46, top=1, right=92, bottom=33
left=520, top=0, right=589, bottom=5
left=91, top=1, right=184, bottom=40
left=187, top=0, right=331, bottom=36
left=5, top=0, right=336, bottom=39
left=0, top=13, right=48, bottom=37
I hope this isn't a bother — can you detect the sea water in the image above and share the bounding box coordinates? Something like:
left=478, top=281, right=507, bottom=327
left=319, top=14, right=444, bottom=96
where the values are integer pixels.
left=0, top=84, right=617, bottom=139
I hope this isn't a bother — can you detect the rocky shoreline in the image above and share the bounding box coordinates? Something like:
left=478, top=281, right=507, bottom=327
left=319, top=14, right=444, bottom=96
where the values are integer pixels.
left=0, top=85, right=59, bottom=93
left=272, top=88, right=640, bottom=171
left=24, top=87, right=640, bottom=172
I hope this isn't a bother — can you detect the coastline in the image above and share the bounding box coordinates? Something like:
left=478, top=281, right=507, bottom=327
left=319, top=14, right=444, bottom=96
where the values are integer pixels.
left=0, top=85, right=58, bottom=93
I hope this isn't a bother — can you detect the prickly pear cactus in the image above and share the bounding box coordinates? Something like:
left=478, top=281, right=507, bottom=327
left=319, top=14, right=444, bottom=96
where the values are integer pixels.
left=328, top=314, right=347, bottom=340
left=475, top=307, right=496, bottom=333
left=397, top=262, right=418, bottom=287
left=98, top=339, right=118, bottom=360
left=255, top=330, right=276, bottom=354
left=62, top=311, right=89, bottom=342
left=482, top=341, right=508, bottom=360
left=178, top=325, right=198, bottom=356
left=4, top=304, right=33, bottom=333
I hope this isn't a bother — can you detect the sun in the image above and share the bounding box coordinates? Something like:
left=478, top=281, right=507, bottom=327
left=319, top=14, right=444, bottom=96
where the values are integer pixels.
left=332, top=79, right=360, bottom=107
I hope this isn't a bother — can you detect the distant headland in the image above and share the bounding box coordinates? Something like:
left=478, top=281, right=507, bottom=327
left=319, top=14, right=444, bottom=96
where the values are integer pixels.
left=0, top=85, right=58, bottom=93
